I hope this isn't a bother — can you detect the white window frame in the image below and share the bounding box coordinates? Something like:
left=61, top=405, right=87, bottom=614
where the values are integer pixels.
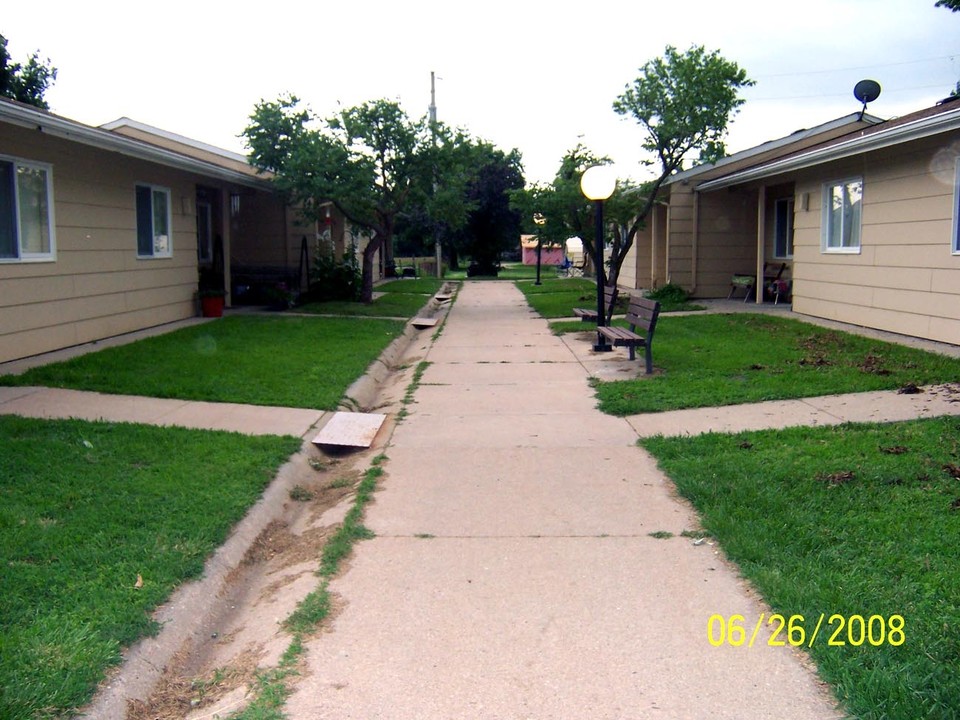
left=0, top=155, right=56, bottom=263
left=953, top=158, right=960, bottom=255
left=773, top=197, right=794, bottom=259
left=135, top=183, right=173, bottom=259
left=821, top=177, right=863, bottom=254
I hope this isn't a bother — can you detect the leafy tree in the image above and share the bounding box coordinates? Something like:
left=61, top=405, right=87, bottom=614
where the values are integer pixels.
left=606, top=44, right=752, bottom=306
left=458, top=146, right=524, bottom=270
left=395, top=134, right=524, bottom=272
left=245, top=95, right=432, bottom=302
left=0, top=34, right=57, bottom=109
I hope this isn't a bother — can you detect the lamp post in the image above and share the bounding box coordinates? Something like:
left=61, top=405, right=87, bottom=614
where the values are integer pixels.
left=533, top=212, right=546, bottom=286
left=580, top=164, right=616, bottom=352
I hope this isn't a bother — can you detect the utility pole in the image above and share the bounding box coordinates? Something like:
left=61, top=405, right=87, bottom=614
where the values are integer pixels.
left=430, top=71, right=442, bottom=279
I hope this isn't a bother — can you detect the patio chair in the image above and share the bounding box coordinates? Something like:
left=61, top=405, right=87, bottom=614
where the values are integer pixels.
left=729, top=263, right=786, bottom=302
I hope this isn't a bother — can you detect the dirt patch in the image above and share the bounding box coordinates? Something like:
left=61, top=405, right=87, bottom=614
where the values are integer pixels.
left=127, top=646, right=262, bottom=720
left=816, top=470, right=855, bottom=486
left=122, top=454, right=372, bottom=720
left=858, top=353, right=891, bottom=375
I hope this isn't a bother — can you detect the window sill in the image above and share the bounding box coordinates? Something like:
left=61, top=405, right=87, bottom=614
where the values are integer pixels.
left=0, top=256, right=56, bottom=264
left=821, top=247, right=861, bottom=255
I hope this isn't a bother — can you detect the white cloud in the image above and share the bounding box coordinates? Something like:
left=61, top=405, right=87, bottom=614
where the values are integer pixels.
left=4, top=0, right=958, bottom=184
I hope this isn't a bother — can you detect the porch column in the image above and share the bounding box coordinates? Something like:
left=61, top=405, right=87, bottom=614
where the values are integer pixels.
left=755, top=185, right=766, bottom=305
left=650, top=203, right=658, bottom=289
left=222, top=190, right=233, bottom=306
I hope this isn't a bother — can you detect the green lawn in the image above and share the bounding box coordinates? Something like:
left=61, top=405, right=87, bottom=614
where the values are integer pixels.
left=0, top=315, right=405, bottom=410
left=515, top=277, right=602, bottom=317
left=298, top=278, right=446, bottom=318
left=642, top=417, right=960, bottom=720
left=516, top=277, right=704, bottom=317
left=0, top=416, right=301, bottom=720
left=587, top=314, right=960, bottom=415
left=446, top=261, right=550, bottom=281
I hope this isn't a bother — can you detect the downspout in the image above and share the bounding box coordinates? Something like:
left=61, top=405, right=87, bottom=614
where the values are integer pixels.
left=756, top=185, right=766, bottom=305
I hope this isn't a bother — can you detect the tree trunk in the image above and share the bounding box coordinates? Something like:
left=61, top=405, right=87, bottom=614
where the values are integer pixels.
left=360, top=236, right=383, bottom=304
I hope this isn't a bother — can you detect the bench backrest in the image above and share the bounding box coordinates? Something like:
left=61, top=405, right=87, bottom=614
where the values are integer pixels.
left=603, top=286, right=618, bottom=315
left=624, top=296, right=661, bottom=337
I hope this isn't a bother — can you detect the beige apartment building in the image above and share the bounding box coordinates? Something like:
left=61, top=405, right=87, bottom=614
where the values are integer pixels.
left=0, top=100, right=364, bottom=364
left=622, top=99, right=960, bottom=346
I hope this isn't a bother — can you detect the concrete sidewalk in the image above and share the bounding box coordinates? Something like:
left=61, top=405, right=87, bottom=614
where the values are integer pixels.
left=284, top=282, right=845, bottom=719
left=0, top=385, right=323, bottom=437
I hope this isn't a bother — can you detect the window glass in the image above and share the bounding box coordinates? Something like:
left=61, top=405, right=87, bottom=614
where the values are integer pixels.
left=136, top=184, right=172, bottom=257
left=0, top=157, right=54, bottom=261
left=0, top=161, right=16, bottom=259
left=774, top=197, right=794, bottom=258
left=18, top=165, right=51, bottom=255
left=823, top=179, right=862, bottom=251
left=152, top=189, right=170, bottom=255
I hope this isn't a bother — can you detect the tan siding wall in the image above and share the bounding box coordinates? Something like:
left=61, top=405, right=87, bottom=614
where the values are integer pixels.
left=686, top=186, right=758, bottom=297
left=792, top=133, right=960, bottom=346
left=0, top=124, right=240, bottom=363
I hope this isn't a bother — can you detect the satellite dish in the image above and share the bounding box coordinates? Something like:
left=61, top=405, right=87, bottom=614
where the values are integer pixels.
left=854, top=79, right=881, bottom=119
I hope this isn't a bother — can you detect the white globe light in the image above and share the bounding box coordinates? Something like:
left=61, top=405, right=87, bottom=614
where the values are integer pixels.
left=580, top=164, right=617, bottom=201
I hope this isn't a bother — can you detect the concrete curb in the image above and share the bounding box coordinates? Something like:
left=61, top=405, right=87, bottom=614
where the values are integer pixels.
left=84, top=442, right=317, bottom=718
left=83, top=283, right=459, bottom=717
left=341, top=285, right=457, bottom=411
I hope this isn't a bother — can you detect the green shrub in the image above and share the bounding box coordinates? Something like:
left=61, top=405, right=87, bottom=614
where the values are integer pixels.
left=644, top=283, right=689, bottom=303
left=305, top=249, right=361, bottom=302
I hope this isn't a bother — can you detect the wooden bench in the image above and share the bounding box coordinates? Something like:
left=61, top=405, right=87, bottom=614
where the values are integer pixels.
left=573, top=287, right=617, bottom=323
left=596, top=296, right=661, bottom=374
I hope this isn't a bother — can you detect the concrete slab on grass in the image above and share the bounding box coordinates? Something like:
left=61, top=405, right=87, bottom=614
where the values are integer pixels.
left=313, top=411, right=387, bottom=448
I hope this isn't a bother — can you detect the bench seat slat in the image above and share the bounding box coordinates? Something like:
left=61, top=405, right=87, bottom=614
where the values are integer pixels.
left=595, top=294, right=660, bottom=373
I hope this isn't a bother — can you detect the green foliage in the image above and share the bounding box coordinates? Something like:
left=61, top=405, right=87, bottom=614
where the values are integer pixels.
left=0, top=316, right=405, bottom=410
left=613, top=44, right=754, bottom=174
left=245, top=96, right=431, bottom=302
left=0, top=34, right=57, bottom=109
left=644, top=417, right=960, bottom=719
left=0, top=417, right=299, bottom=719
left=593, top=314, right=960, bottom=415
left=306, top=248, right=361, bottom=301
left=644, top=283, right=689, bottom=303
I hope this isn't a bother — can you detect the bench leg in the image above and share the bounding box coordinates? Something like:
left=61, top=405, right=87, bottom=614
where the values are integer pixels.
left=645, top=345, right=653, bottom=374
left=628, top=344, right=636, bottom=361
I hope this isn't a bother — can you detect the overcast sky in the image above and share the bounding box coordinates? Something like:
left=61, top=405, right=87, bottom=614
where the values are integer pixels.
left=4, top=1, right=959, bottom=185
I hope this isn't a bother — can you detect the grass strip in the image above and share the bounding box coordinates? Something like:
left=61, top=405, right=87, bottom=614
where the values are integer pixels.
left=234, top=460, right=386, bottom=718
left=588, top=314, right=960, bottom=415
left=1, top=315, right=405, bottom=410
left=0, top=416, right=300, bottom=720
left=642, top=417, right=960, bottom=720
left=298, top=278, right=444, bottom=318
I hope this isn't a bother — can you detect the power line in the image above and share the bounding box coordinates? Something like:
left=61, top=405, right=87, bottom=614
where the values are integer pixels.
left=751, top=53, right=959, bottom=80
left=747, top=81, right=954, bottom=102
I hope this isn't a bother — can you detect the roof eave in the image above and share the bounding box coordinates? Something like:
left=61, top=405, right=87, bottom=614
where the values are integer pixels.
left=1, top=101, right=271, bottom=191
left=695, top=106, right=960, bottom=192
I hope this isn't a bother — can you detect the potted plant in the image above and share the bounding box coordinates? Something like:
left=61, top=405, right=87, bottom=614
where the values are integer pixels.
left=198, top=287, right=227, bottom=318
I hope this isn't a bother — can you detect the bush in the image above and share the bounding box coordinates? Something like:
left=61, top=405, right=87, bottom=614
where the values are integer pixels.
left=305, top=250, right=361, bottom=302
left=645, top=283, right=689, bottom=304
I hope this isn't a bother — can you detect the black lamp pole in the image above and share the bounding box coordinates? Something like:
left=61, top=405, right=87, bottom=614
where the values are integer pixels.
left=535, top=236, right=543, bottom=285
left=533, top=213, right=545, bottom=286
left=593, top=199, right=611, bottom=352
left=580, top=164, right=615, bottom=353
